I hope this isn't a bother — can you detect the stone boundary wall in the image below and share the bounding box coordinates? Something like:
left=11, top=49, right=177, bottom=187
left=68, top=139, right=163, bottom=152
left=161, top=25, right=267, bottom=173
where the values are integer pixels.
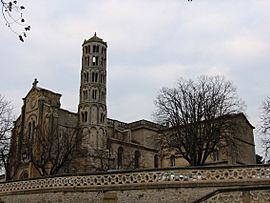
left=0, top=165, right=269, bottom=203
left=197, top=186, right=270, bottom=203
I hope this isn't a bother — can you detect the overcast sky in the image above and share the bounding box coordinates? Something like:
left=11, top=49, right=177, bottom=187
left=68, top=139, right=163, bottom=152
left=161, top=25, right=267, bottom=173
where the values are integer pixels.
left=1, top=0, right=270, bottom=154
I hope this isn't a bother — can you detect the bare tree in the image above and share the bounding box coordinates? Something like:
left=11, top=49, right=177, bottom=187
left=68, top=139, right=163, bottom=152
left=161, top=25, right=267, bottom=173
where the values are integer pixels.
left=260, top=96, right=270, bottom=162
left=0, top=94, right=13, bottom=176
left=154, top=75, right=244, bottom=166
left=29, top=116, right=79, bottom=176
left=1, top=0, right=30, bottom=41
left=88, top=149, right=114, bottom=172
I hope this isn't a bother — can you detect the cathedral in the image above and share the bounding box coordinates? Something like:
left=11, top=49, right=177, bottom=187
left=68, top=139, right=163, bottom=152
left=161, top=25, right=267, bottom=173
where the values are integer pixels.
left=7, top=34, right=256, bottom=180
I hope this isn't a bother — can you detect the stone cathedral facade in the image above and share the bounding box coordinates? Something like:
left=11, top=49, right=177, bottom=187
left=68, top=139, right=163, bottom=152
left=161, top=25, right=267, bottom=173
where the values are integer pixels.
left=7, top=34, right=256, bottom=180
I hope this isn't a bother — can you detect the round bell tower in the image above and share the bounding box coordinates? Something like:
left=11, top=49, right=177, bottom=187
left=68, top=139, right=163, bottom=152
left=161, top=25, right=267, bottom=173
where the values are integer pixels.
left=78, top=33, right=107, bottom=150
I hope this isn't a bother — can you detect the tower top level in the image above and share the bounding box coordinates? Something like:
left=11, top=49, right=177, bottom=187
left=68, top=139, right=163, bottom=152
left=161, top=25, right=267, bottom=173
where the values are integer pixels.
left=83, top=32, right=107, bottom=47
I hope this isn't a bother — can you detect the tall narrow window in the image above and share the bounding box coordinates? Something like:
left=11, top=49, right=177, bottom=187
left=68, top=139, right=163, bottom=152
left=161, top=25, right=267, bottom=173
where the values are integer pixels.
left=81, top=111, right=88, bottom=122
left=100, top=113, right=103, bottom=123
left=134, top=150, right=140, bottom=169
left=92, top=72, right=95, bottom=82
left=32, top=121, right=35, bottom=141
left=154, top=154, right=159, bottom=168
left=84, top=57, right=87, bottom=66
left=84, top=73, right=86, bottom=83
left=95, top=72, right=98, bottom=82
left=117, top=147, right=123, bottom=168
left=170, top=155, right=176, bottom=167
left=100, top=74, right=103, bottom=83
left=92, top=56, right=98, bottom=66
left=92, top=56, right=96, bottom=65
left=92, top=89, right=97, bottom=100
left=84, top=112, right=88, bottom=122
left=81, top=112, right=85, bottom=122
left=87, top=56, right=90, bottom=66
left=100, top=113, right=105, bottom=123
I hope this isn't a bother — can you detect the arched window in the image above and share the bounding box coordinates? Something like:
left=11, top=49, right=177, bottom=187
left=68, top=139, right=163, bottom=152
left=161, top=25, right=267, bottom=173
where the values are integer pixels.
left=134, top=150, right=140, bottom=169
left=28, top=122, right=32, bottom=143
left=84, top=73, right=87, bottom=83
left=95, top=72, right=98, bottom=82
left=32, top=121, right=35, bottom=141
left=81, top=112, right=84, bottom=122
left=117, top=147, right=123, bottom=168
left=92, top=56, right=98, bottom=66
left=81, top=111, right=88, bottom=122
left=28, top=120, right=36, bottom=142
left=92, top=89, right=97, bottom=100
left=100, top=113, right=105, bottom=123
left=28, top=122, right=31, bottom=138
left=154, top=154, right=159, bottom=168
left=84, top=111, right=88, bottom=122
left=92, top=72, right=98, bottom=82
left=170, top=155, right=176, bottom=167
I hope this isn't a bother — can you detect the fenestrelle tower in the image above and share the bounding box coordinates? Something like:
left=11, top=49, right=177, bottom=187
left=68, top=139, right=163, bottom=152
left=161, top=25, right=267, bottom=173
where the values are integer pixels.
left=79, top=33, right=107, bottom=150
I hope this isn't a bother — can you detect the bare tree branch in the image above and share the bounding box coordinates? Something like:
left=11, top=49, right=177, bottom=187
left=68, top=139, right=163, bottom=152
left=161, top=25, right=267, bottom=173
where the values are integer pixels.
left=1, top=0, right=30, bottom=42
left=28, top=114, right=79, bottom=176
left=0, top=94, right=14, bottom=177
left=154, top=75, right=245, bottom=166
left=260, top=96, right=270, bottom=163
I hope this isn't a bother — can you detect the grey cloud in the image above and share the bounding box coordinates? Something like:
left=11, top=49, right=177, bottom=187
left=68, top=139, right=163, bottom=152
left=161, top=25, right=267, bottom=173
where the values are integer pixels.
left=1, top=0, right=270, bottom=154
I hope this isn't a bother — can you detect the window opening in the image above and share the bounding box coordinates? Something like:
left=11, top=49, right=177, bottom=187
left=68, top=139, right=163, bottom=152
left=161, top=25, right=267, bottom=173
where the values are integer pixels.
left=154, top=155, right=159, bottom=168
left=84, top=112, right=88, bottom=122
left=92, top=89, right=97, bottom=100
left=95, top=72, right=98, bottom=82
left=117, top=147, right=123, bottom=168
left=134, top=150, right=140, bottom=168
left=92, top=72, right=95, bottom=82
left=92, top=56, right=98, bottom=66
